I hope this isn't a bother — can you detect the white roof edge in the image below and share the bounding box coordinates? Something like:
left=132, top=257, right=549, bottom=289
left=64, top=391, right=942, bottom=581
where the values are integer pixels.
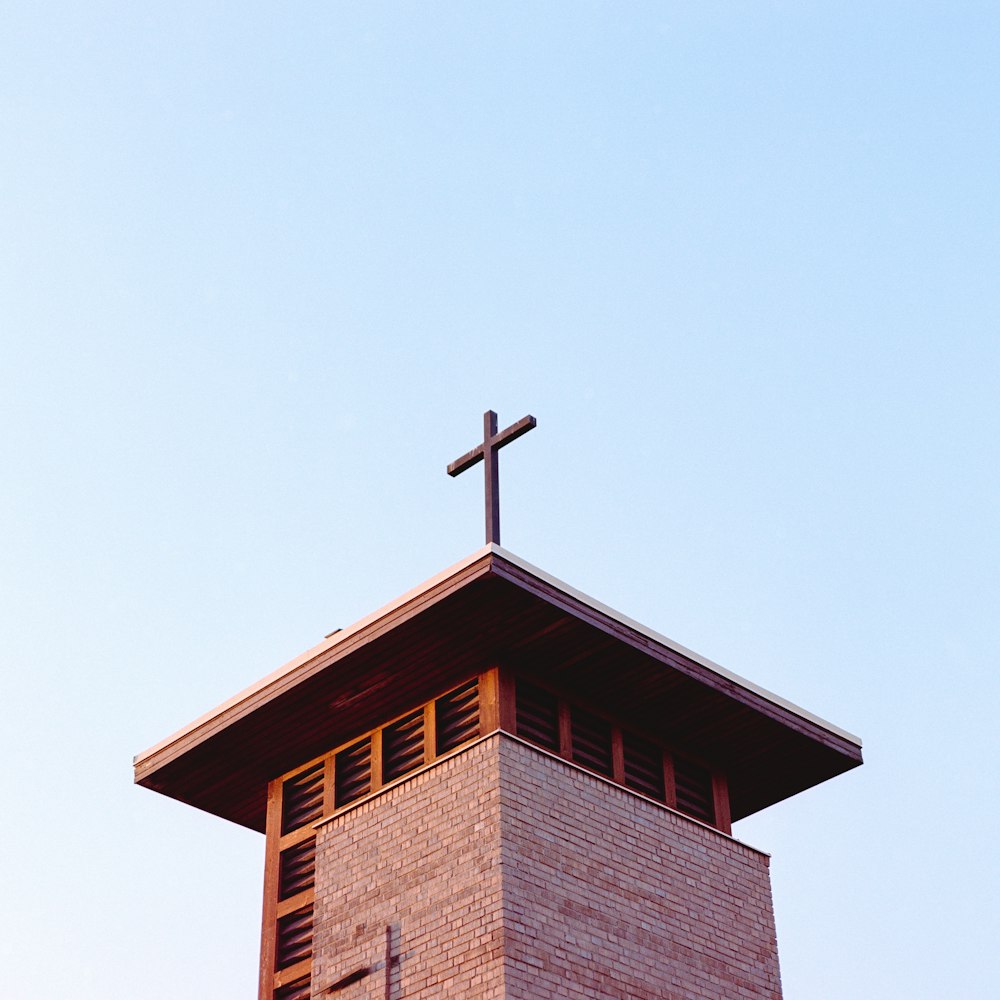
left=490, top=545, right=862, bottom=749
left=135, top=543, right=860, bottom=767
left=135, top=546, right=495, bottom=765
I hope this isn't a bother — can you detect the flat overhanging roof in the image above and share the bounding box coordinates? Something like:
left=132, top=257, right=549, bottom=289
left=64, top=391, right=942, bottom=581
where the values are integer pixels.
left=134, top=546, right=862, bottom=832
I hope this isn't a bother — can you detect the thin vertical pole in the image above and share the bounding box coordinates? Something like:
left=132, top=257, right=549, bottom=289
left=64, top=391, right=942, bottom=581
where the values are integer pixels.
left=484, top=410, right=500, bottom=545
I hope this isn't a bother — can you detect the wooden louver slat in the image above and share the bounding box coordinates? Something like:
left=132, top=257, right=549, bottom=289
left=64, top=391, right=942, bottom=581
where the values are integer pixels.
left=382, top=709, right=425, bottom=782
left=570, top=708, right=614, bottom=777
left=436, top=678, right=480, bottom=754
left=515, top=681, right=559, bottom=751
left=274, top=976, right=311, bottom=1000
left=674, top=757, right=714, bottom=823
left=281, top=764, right=324, bottom=835
left=278, top=838, right=316, bottom=901
left=275, top=904, right=313, bottom=970
left=623, top=732, right=665, bottom=801
left=335, top=737, right=372, bottom=808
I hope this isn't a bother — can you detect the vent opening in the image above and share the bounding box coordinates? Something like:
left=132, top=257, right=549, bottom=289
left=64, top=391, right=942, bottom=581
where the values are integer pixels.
left=570, top=708, right=614, bottom=777
left=622, top=733, right=665, bottom=801
left=335, top=738, right=372, bottom=808
left=675, top=757, right=714, bottom=823
left=515, top=680, right=559, bottom=751
left=281, top=764, right=324, bottom=835
left=436, top=678, right=480, bottom=754
left=275, top=905, right=313, bottom=970
left=278, top=839, right=316, bottom=901
left=382, top=710, right=425, bottom=783
left=274, top=976, right=311, bottom=1000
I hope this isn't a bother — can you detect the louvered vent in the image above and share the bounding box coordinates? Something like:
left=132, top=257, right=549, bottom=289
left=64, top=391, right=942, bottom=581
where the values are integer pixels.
left=674, top=757, right=714, bottom=823
left=515, top=681, right=559, bottom=751
left=278, top=838, right=316, bottom=901
left=274, top=976, right=311, bottom=1000
left=622, top=733, right=665, bottom=801
left=382, top=709, right=425, bottom=782
left=436, top=679, right=480, bottom=754
left=275, top=905, right=313, bottom=970
left=570, top=708, right=613, bottom=777
left=335, top=737, right=371, bottom=808
left=281, top=764, right=324, bottom=835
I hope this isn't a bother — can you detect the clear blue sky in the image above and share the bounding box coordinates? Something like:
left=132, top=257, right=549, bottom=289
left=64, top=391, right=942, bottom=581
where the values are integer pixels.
left=2, top=4, right=998, bottom=998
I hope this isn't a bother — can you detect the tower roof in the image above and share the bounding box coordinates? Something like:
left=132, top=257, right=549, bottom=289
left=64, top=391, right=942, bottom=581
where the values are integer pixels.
left=134, top=546, right=862, bottom=832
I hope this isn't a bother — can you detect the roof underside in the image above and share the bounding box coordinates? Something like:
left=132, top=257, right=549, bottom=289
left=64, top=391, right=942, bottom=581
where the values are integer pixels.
left=134, top=547, right=862, bottom=832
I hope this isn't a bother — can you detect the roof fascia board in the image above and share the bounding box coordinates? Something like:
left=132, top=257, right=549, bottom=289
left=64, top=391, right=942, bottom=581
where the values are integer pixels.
left=488, top=545, right=862, bottom=754
left=134, top=546, right=496, bottom=778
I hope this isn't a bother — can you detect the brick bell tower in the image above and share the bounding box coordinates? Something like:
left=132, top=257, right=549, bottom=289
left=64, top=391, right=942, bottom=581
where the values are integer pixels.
left=134, top=411, right=862, bottom=1000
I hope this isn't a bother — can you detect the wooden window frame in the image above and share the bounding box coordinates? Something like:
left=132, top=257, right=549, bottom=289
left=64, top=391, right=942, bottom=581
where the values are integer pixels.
left=258, top=673, right=487, bottom=1000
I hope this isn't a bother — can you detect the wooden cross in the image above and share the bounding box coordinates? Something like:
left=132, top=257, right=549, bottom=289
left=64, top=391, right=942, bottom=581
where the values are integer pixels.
left=447, top=409, right=537, bottom=546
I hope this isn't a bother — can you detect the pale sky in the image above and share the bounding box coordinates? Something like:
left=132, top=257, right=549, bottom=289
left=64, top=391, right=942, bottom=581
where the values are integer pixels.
left=2, top=4, right=998, bottom=998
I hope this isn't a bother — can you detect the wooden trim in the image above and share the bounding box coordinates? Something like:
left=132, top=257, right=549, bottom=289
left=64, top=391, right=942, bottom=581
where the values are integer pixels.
left=497, top=666, right=517, bottom=733
left=423, top=702, right=436, bottom=765
left=277, top=825, right=317, bottom=851
left=479, top=667, right=500, bottom=732
left=273, top=958, right=313, bottom=991
left=662, top=751, right=677, bottom=810
left=370, top=729, right=383, bottom=794
left=275, top=886, right=315, bottom=920
left=258, top=778, right=282, bottom=1000
left=322, top=756, right=336, bottom=817
left=712, top=771, right=732, bottom=835
left=558, top=701, right=572, bottom=759
left=611, top=726, right=625, bottom=785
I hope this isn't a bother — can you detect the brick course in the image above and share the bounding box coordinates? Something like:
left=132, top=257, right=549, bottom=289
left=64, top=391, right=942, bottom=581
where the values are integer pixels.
left=313, top=740, right=506, bottom=999
left=499, top=737, right=781, bottom=1000
left=313, top=735, right=782, bottom=999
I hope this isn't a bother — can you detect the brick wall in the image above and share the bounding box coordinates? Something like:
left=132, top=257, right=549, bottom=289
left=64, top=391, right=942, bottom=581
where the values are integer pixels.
left=313, top=738, right=507, bottom=998
left=313, top=734, right=782, bottom=999
left=499, top=736, right=782, bottom=1000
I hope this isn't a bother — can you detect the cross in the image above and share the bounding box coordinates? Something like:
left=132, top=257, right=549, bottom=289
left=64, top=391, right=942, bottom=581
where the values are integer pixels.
left=447, top=409, right=537, bottom=547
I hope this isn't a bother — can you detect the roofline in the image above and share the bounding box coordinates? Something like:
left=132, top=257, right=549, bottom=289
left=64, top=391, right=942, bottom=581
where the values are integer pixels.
left=135, top=544, right=860, bottom=774
left=492, top=546, right=862, bottom=749
left=134, top=545, right=496, bottom=769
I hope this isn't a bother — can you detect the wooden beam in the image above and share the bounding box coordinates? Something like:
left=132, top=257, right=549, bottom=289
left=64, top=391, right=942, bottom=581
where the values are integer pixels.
left=663, top=751, right=677, bottom=810
left=258, top=779, right=283, bottom=1000
left=423, top=702, right=436, bottom=764
left=611, top=726, right=625, bottom=785
left=712, top=771, right=732, bottom=835
left=558, top=701, right=572, bottom=760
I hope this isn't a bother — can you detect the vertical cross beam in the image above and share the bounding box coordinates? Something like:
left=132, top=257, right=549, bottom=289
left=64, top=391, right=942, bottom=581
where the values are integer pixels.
left=447, top=409, right=537, bottom=547
left=484, top=410, right=500, bottom=546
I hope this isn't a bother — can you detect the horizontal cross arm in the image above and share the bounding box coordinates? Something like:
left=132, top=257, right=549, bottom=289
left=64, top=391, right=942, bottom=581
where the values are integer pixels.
left=447, top=444, right=484, bottom=477
left=494, top=414, right=536, bottom=449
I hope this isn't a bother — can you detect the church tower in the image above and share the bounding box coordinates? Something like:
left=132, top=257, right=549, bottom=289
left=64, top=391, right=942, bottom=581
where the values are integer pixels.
left=135, top=411, right=862, bottom=999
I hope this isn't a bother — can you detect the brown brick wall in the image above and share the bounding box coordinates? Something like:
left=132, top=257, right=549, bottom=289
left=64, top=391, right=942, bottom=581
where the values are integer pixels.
left=499, top=736, right=782, bottom=1000
left=313, top=734, right=781, bottom=999
left=313, top=738, right=507, bottom=998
